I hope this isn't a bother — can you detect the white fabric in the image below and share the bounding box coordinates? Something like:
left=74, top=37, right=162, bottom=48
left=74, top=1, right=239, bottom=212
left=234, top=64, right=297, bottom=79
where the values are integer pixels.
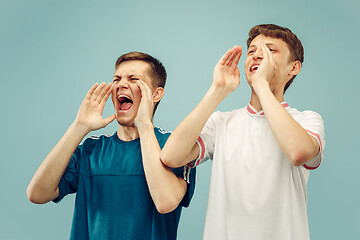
left=192, top=102, right=325, bottom=240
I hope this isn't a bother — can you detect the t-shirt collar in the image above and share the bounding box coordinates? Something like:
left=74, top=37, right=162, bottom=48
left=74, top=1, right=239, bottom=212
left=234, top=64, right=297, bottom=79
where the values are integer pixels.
left=247, top=102, right=289, bottom=116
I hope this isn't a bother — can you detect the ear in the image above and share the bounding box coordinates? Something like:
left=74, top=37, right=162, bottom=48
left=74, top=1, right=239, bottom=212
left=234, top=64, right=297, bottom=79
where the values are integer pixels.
left=289, top=60, right=301, bottom=77
left=152, top=87, right=165, bottom=103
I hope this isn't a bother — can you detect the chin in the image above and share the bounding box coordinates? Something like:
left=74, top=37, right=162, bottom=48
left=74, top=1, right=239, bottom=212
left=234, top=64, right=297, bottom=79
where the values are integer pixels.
left=246, top=78, right=253, bottom=86
left=115, top=115, right=136, bottom=128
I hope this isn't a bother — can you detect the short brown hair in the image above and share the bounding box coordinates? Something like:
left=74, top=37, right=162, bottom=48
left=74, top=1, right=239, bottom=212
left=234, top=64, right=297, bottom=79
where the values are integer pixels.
left=247, top=24, right=304, bottom=93
left=115, top=51, right=167, bottom=114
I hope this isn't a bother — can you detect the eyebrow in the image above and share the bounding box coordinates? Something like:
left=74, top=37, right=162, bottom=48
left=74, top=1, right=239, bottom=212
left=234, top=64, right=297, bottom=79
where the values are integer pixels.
left=113, top=74, right=141, bottom=78
left=248, top=43, right=277, bottom=49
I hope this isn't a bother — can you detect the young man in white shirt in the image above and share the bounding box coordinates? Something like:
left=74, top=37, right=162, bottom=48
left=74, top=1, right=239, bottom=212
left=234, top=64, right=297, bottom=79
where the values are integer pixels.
left=161, top=24, right=325, bottom=240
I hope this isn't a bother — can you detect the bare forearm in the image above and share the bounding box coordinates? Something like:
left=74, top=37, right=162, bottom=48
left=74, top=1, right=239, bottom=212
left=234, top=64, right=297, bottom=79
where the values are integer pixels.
left=27, top=83, right=114, bottom=204
left=254, top=81, right=319, bottom=165
left=162, top=46, right=242, bottom=167
left=138, top=123, right=187, bottom=213
left=27, top=122, right=89, bottom=204
left=161, top=86, right=227, bottom=167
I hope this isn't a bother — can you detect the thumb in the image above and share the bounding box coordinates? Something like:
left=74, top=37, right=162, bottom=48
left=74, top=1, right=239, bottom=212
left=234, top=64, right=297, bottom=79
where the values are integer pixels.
left=235, top=67, right=240, bottom=78
left=103, top=114, right=116, bottom=126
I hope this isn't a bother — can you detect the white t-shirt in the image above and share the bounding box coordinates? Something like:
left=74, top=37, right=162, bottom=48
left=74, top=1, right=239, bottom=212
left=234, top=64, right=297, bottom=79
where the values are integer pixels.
left=190, top=102, right=325, bottom=240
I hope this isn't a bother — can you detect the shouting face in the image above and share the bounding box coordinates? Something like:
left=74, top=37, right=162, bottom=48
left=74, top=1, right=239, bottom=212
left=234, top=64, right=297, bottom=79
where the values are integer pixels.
left=111, top=60, right=155, bottom=127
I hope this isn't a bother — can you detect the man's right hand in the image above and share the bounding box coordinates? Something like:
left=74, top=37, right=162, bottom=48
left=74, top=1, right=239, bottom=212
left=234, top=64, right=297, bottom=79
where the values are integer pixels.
left=212, top=45, right=242, bottom=95
left=74, top=82, right=115, bottom=133
left=161, top=46, right=242, bottom=168
left=27, top=82, right=115, bottom=204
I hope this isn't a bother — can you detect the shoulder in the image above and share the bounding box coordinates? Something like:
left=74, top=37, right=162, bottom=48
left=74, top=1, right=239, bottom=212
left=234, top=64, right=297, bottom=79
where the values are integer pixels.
left=71, top=133, right=114, bottom=162
left=288, top=107, right=324, bottom=122
left=80, top=133, right=114, bottom=148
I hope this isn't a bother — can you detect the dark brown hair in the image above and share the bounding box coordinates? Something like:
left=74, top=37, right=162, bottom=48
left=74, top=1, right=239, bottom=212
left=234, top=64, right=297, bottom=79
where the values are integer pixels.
left=115, top=51, right=167, bottom=114
left=247, top=24, right=304, bottom=93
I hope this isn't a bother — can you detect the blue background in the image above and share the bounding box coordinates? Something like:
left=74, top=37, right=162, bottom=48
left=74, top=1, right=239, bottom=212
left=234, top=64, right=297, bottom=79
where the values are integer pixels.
left=1, top=0, right=359, bottom=239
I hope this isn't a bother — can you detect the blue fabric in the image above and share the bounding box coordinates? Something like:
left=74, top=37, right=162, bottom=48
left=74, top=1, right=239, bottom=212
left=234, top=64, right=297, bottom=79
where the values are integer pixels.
left=53, top=127, right=196, bottom=240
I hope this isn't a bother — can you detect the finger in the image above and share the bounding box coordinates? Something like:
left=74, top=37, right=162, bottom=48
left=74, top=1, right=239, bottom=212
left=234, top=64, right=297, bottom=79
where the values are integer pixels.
left=230, top=46, right=242, bottom=69
left=85, top=83, right=99, bottom=100
left=224, top=46, right=239, bottom=66
left=96, top=82, right=112, bottom=103
left=258, top=43, right=267, bottom=66
left=135, top=81, right=145, bottom=101
left=90, top=82, right=106, bottom=101
left=90, top=82, right=105, bottom=101
left=136, top=80, right=151, bottom=99
left=236, top=67, right=240, bottom=79
left=135, top=80, right=144, bottom=95
left=103, top=114, right=116, bottom=126
left=100, top=84, right=113, bottom=106
left=217, top=48, right=234, bottom=66
left=261, top=42, right=271, bottom=62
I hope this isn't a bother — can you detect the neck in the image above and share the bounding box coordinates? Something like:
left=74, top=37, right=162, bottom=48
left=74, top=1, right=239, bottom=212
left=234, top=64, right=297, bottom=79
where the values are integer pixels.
left=116, top=125, right=140, bottom=141
left=249, top=86, right=285, bottom=112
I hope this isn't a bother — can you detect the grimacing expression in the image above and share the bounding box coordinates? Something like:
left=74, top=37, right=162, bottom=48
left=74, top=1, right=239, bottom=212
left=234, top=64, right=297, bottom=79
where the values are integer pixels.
left=111, top=60, right=155, bottom=127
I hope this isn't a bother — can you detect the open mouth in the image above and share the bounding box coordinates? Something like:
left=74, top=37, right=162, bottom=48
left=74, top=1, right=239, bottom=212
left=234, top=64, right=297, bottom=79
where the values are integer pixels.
left=118, top=94, right=133, bottom=111
left=250, top=64, right=259, bottom=73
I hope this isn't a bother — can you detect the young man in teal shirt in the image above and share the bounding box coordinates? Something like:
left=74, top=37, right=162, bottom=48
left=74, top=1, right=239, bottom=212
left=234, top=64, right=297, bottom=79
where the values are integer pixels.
left=27, top=52, right=195, bottom=239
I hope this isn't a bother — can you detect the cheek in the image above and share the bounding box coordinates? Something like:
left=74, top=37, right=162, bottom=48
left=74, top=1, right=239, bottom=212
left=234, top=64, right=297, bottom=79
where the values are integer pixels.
left=244, top=58, right=250, bottom=67
left=111, top=89, right=117, bottom=104
left=133, top=86, right=142, bottom=103
left=244, top=60, right=251, bottom=74
left=244, top=58, right=253, bottom=72
left=277, top=61, right=291, bottom=75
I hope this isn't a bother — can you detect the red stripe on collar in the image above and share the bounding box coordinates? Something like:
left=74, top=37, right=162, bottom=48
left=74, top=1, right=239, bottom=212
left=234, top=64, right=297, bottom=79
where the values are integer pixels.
left=247, top=102, right=289, bottom=115
left=246, top=105, right=257, bottom=114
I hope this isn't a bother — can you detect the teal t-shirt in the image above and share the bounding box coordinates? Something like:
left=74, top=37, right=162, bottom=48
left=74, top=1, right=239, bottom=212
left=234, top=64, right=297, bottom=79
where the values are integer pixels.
left=54, top=127, right=195, bottom=240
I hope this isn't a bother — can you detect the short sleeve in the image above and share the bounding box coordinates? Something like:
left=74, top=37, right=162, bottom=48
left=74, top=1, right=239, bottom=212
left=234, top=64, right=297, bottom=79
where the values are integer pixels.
left=187, top=112, right=218, bottom=168
left=52, top=146, right=81, bottom=203
left=171, top=165, right=196, bottom=207
left=295, top=111, right=325, bottom=170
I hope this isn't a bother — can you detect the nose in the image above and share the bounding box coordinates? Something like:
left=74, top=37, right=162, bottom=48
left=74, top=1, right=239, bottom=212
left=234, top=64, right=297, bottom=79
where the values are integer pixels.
left=114, top=78, right=130, bottom=90
left=253, top=48, right=263, bottom=60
